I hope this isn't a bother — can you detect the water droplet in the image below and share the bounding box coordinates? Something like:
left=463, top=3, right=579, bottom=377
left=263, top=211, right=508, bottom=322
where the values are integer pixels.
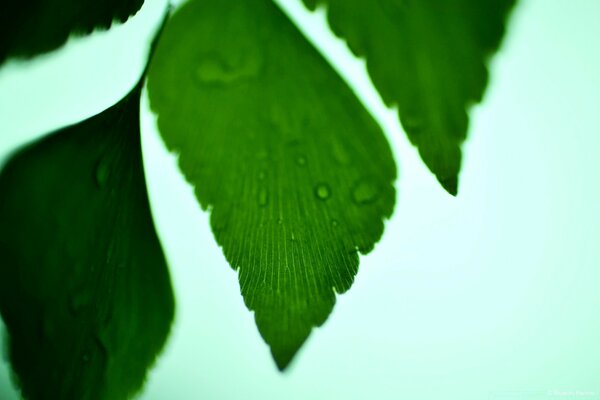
left=277, top=218, right=283, bottom=225
left=258, top=170, right=266, bottom=180
left=258, top=188, right=268, bottom=207
left=94, top=158, right=110, bottom=189
left=82, top=353, right=90, bottom=363
left=296, top=156, right=307, bottom=166
left=195, top=51, right=262, bottom=86
left=352, top=180, right=379, bottom=205
left=331, top=219, right=339, bottom=227
left=69, top=289, right=93, bottom=316
left=314, top=183, right=331, bottom=200
left=291, top=232, right=296, bottom=241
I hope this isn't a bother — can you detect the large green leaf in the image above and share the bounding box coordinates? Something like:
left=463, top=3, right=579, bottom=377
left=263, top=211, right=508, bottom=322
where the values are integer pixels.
left=303, top=0, right=516, bottom=194
left=148, top=0, right=396, bottom=369
left=0, top=81, right=174, bottom=400
left=0, top=0, right=144, bottom=63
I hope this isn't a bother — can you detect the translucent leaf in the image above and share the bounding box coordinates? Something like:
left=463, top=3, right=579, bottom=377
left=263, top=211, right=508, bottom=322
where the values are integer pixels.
left=0, top=0, right=144, bottom=63
left=147, top=0, right=396, bottom=369
left=0, top=82, right=174, bottom=400
left=303, top=0, right=516, bottom=194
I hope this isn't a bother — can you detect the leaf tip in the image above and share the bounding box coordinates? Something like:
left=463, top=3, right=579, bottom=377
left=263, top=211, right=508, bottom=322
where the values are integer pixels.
left=438, top=176, right=459, bottom=196
left=272, top=348, right=296, bottom=372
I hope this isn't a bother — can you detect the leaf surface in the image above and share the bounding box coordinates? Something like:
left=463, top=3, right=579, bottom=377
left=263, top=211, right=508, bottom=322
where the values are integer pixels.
left=147, top=0, right=396, bottom=369
left=0, top=0, right=144, bottom=63
left=0, top=82, right=174, bottom=400
left=303, top=0, right=516, bottom=194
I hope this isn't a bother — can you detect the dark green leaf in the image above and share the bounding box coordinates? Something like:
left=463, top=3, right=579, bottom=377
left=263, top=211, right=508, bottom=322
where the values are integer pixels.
left=0, top=0, right=144, bottom=63
left=303, top=0, right=516, bottom=194
left=147, top=0, right=396, bottom=369
left=0, top=81, right=174, bottom=400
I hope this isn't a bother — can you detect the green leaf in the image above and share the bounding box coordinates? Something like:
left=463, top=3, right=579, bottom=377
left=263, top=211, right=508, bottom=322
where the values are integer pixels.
left=147, top=0, right=396, bottom=369
left=0, top=0, right=144, bottom=63
left=303, top=0, right=516, bottom=194
left=0, top=81, right=174, bottom=400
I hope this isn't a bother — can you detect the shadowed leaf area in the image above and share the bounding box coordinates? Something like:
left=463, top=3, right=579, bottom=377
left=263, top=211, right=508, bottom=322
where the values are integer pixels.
left=0, top=82, right=174, bottom=400
left=0, top=0, right=144, bottom=63
left=148, top=0, right=396, bottom=369
left=303, top=0, right=516, bottom=194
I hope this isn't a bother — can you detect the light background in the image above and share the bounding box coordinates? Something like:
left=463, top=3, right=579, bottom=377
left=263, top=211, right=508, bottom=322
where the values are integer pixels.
left=1, top=1, right=599, bottom=399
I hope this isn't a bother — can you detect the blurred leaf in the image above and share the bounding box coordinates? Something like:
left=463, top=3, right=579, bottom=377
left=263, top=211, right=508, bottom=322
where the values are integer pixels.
left=0, top=81, right=174, bottom=400
left=147, top=0, right=396, bottom=369
left=303, top=0, right=516, bottom=194
left=0, top=0, right=144, bottom=63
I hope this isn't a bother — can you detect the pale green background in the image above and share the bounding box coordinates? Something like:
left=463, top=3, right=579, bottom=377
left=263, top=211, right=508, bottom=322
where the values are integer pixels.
left=1, top=1, right=599, bottom=399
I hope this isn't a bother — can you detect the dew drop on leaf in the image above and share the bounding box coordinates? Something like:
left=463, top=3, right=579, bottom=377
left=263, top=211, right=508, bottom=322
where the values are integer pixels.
left=296, top=156, right=307, bottom=166
left=68, top=288, right=93, bottom=316
left=314, top=183, right=331, bottom=200
left=94, top=158, right=110, bottom=189
left=195, top=51, right=262, bottom=86
left=258, top=188, right=269, bottom=207
left=352, top=180, right=379, bottom=205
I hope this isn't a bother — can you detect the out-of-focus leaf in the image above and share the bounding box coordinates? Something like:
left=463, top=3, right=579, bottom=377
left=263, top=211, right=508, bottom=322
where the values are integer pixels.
left=0, top=0, right=144, bottom=63
left=303, top=0, right=516, bottom=194
left=147, top=0, right=396, bottom=369
left=0, top=81, right=174, bottom=400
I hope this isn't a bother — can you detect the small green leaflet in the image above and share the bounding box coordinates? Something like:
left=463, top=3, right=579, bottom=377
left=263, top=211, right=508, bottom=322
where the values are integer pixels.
left=0, top=0, right=144, bottom=63
left=147, top=0, right=396, bottom=369
left=303, top=0, right=516, bottom=194
left=0, top=81, right=174, bottom=400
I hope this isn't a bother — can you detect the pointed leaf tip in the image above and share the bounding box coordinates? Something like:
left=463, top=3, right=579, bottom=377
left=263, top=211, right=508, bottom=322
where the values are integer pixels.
left=273, top=350, right=294, bottom=371
left=439, top=176, right=459, bottom=196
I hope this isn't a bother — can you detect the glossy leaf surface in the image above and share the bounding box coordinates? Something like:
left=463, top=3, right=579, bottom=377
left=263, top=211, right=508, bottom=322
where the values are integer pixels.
left=148, top=0, right=396, bottom=369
